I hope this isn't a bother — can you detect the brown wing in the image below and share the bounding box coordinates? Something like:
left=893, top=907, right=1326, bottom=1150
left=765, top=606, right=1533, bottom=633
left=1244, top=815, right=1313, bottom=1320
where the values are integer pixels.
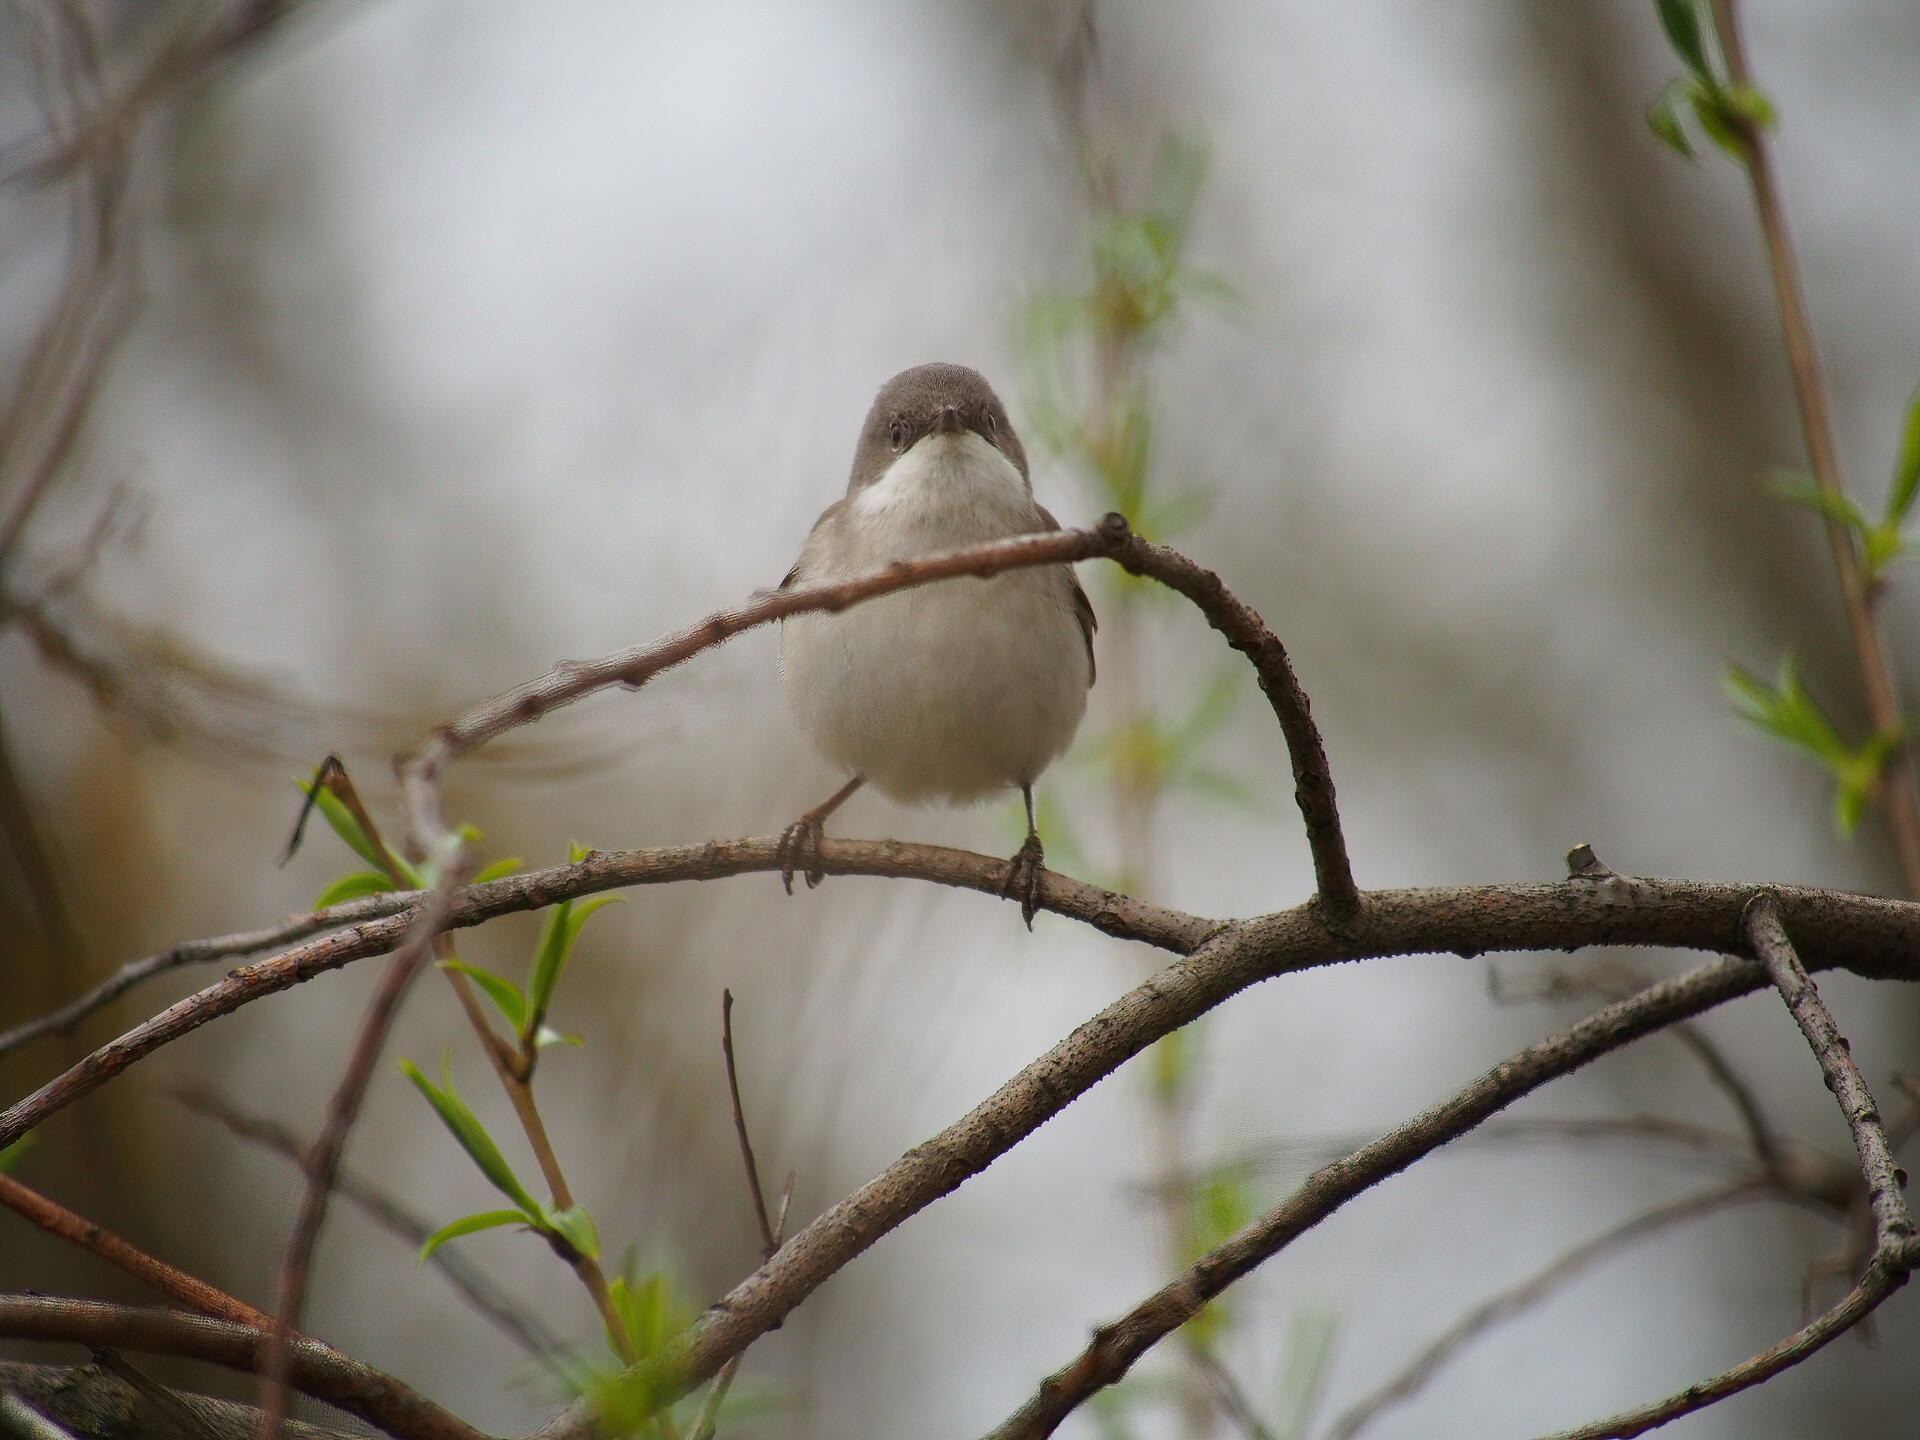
left=1035, top=503, right=1097, bottom=687
left=781, top=498, right=846, bottom=589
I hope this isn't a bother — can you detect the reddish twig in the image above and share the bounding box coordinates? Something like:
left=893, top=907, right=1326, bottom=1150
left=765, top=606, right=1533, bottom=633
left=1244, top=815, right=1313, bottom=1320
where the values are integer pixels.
left=396, top=520, right=1134, bottom=853
left=170, top=1086, right=563, bottom=1363
left=0, top=1171, right=272, bottom=1330
left=0, top=1296, right=489, bottom=1440
left=255, top=879, right=464, bottom=1440
left=720, top=990, right=777, bottom=1257
left=1706, top=0, right=1920, bottom=892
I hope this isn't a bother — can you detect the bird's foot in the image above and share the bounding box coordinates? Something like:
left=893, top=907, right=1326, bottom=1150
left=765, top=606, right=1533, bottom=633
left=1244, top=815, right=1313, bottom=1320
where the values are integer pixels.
left=776, top=813, right=828, bottom=894
left=1000, top=834, right=1047, bottom=930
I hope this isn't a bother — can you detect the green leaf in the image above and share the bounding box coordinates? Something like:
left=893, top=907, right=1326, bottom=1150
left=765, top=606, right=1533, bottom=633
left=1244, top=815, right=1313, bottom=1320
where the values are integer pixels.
left=417, top=1208, right=529, bottom=1263
left=1726, top=83, right=1775, bottom=129
left=438, top=959, right=527, bottom=1033
left=295, top=779, right=387, bottom=873
left=400, top=1053, right=541, bottom=1215
left=545, top=1203, right=601, bottom=1261
left=1862, top=521, right=1905, bottom=583
left=1887, top=385, right=1920, bottom=525
left=471, top=856, right=523, bottom=885
left=1691, top=82, right=1751, bottom=161
left=313, top=870, right=394, bottom=909
left=1647, top=82, right=1696, bottom=158
left=524, top=894, right=624, bottom=1040
left=532, top=1024, right=583, bottom=1050
left=1724, top=656, right=1850, bottom=768
left=1654, top=0, right=1710, bottom=77
left=1766, top=472, right=1867, bottom=530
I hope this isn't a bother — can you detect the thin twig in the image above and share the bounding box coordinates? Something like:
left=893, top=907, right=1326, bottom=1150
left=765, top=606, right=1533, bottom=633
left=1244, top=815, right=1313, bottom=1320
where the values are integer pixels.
left=1707, top=0, right=1920, bottom=893
left=0, top=1296, right=490, bottom=1440
left=170, top=1086, right=564, bottom=1363
left=255, top=879, right=465, bottom=1440
left=1745, top=895, right=1915, bottom=1249
left=0, top=1171, right=272, bottom=1329
left=0, top=890, right=417, bottom=1061
left=721, top=991, right=776, bottom=1256
left=1320, top=1185, right=1764, bottom=1440
left=688, top=1166, right=796, bottom=1440
left=1538, top=1238, right=1920, bottom=1440
left=396, top=520, right=1134, bottom=853
left=978, top=956, right=1768, bottom=1440
left=1105, top=532, right=1356, bottom=922
left=307, top=755, right=636, bottom=1366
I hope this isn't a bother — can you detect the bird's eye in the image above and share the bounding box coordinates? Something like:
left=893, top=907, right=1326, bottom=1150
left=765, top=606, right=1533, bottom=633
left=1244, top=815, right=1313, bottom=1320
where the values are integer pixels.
left=984, top=411, right=997, bottom=436
left=888, top=419, right=904, bottom=450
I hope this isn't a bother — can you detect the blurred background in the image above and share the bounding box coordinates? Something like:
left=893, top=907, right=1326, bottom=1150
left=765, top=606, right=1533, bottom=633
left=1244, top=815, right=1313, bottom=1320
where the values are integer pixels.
left=3, top=1, right=1919, bottom=1436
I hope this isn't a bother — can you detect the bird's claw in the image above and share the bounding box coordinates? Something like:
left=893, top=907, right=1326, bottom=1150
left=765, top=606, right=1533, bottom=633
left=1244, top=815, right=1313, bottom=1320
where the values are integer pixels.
left=776, top=814, right=827, bottom=894
left=1000, top=835, right=1046, bottom=930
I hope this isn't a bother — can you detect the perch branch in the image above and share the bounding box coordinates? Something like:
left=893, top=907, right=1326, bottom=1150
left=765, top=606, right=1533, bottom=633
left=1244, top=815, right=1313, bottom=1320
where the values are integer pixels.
left=0, top=1297, right=489, bottom=1440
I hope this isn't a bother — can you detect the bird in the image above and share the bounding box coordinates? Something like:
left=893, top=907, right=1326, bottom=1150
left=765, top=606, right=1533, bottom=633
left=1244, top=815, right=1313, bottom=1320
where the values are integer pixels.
left=775, top=361, right=1096, bottom=927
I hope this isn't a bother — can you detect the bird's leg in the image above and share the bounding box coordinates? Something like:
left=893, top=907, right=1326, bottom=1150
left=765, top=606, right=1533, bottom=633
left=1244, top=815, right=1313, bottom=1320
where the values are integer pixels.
left=1000, top=784, right=1047, bottom=929
left=777, top=775, right=865, bottom=894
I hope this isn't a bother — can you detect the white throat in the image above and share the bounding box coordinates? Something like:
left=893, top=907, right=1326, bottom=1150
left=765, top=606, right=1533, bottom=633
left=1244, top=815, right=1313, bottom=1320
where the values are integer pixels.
left=852, top=430, right=1030, bottom=535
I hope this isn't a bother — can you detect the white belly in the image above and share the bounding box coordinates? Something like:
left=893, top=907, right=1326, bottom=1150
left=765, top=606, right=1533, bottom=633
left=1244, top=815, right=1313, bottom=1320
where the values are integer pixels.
left=779, top=434, right=1091, bottom=804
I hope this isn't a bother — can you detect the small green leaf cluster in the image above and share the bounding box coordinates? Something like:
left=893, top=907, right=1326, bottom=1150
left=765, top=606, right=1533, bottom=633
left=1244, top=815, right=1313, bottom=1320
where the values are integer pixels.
left=1769, top=389, right=1920, bottom=591
left=1021, top=133, right=1228, bottom=541
left=1726, top=656, right=1903, bottom=835
left=440, top=844, right=621, bottom=1056
left=1093, top=666, right=1263, bottom=820
left=1645, top=0, right=1774, bottom=162
left=401, top=1052, right=601, bottom=1266
left=556, top=1269, right=697, bottom=1435
left=297, top=777, right=521, bottom=908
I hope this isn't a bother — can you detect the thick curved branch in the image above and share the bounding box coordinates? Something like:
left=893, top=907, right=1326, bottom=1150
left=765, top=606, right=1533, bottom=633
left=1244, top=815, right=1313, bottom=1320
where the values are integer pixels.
left=1106, top=531, right=1356, bottom=920
left=0, top=1297, right=490, bottom=1440
left=980, top=953, right=1768, bottom=1439
left=0, top=835, right=1208, bottom=1150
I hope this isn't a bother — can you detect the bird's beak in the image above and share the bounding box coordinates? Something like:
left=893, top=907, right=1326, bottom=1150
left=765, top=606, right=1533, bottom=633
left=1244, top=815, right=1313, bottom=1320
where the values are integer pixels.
left=933, top=405, right=964, bottom=435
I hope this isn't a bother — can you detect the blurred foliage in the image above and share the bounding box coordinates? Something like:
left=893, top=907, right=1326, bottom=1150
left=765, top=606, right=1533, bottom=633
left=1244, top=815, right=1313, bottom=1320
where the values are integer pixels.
left=1644, top=0, right=1775, bottom=163
left=1724, top=657, right=1901, bottom=835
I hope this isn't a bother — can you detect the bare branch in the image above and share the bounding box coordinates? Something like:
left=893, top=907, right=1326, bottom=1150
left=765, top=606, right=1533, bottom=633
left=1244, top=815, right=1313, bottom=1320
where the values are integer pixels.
left=170, top=1086, right=564, bottom=1363
left=0, top=891, right=416, bottom=1061
left=397, top=519, right=1134, bottom=853
left=1538, top=1238, right=1920, bottom=1440
left=1105, top=530, right=1357, bottom=923
left=0, top=1171, right=271, bottom=1329
left=1321, top=1185, right=1764, bottom=1440
left=1746, top=895, right=1915, bottom=1251
left=0, top=1297, right=491, bottom=1440
left=255, top=880, right=465, bottom=1440
left=721, top=990, right=777, bottom=1257
left=979, top=955, right=1767, bottom=1439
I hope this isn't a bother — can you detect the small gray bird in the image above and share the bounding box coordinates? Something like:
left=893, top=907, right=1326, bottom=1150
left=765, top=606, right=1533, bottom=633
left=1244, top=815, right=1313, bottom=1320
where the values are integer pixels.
left=777, top=362, right=1096, bottom=925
